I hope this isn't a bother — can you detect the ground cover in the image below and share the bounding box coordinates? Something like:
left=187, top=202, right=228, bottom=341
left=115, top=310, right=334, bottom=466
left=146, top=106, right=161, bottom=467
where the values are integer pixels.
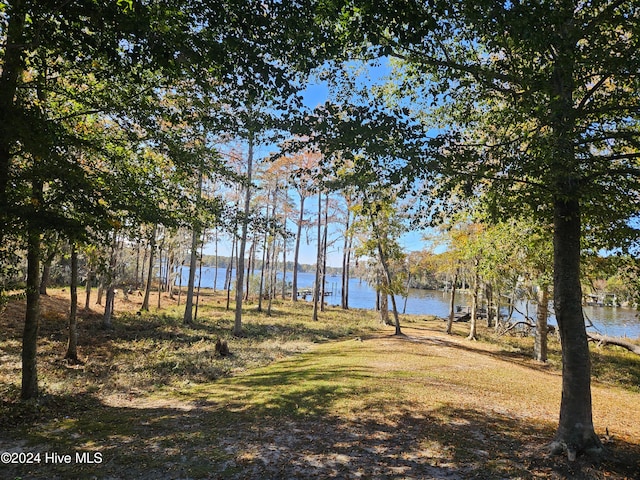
left=1, top=288, right=639, bottom=479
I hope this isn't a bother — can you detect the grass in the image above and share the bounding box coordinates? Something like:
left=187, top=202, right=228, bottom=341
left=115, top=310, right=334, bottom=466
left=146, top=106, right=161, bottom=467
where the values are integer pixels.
left=1, top=290, right=378, bottom=401
left=1, top=287, right=639, bottom=479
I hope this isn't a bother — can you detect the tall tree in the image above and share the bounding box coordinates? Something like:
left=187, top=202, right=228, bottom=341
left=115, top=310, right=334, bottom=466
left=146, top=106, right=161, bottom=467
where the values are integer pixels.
left=64, top=242, right=79, bottom=363
left=334, top=0, right=640, bottom=457
left=21, top=182, right=42, bottom=400
left=353, top=193, right=406, bottom=335
left=183, top=203, right=202, bottom=324
left=140, top=225, right=157, bottom=312
left=279, top=150, right=319, bottom=301
left=340, top=190, right=355, bottom=310
left=234, top=125, right=255, bottom=336
left=1, top=0, right=343, bottom=400
left=312, top=189, right=323, bottom=321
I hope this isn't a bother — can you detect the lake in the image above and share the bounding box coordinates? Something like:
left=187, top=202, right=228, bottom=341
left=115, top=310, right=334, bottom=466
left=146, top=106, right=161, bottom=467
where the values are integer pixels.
left=179, top=267, right=640, bottom=339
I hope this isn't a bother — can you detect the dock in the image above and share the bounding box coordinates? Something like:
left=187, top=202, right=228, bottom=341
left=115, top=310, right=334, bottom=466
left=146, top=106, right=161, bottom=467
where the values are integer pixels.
left=292, top=289, right=333, bottom=298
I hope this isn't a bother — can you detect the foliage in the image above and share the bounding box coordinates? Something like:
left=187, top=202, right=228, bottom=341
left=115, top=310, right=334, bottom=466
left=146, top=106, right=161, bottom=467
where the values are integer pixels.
left=374, top=1, right=640, bottom=246
left=583, top=254, right=640, bottom=307
left=322, top=0, right=640, bottom=454
left=352, top=193, right=407, bottom=295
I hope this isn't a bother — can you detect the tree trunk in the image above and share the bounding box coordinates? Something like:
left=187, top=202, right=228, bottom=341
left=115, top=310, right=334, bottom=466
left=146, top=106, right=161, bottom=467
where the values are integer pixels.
left=39, top=240, right=58, bottom=295
left=183, top=224, right=200, bottom=324
left=319, top=192, right=329, bottom=312
left=224, top=243, right=231, bottom=292
left=213, top=228, right=219, bottom=291
left=177, top=264, right=183, bottom=306
left=281, top=234, right=287, bottom=300
left=587, top=333, right=640, bottom=355
left=467, top=264, right=479, bottom=341
left=402, top=272, right=411, bottom=314
left=21, top=219, right=41, bottom=400
left=494, top=288, right=502, bottom=333
left=534, top=284, right=550, bottom=363
left=548, top=18, right=601, bottom=457
left=84, top=266, right=94, bottom=311
left=226, top=232, right=236, bottom=311
left=140, top=240, right=148, bottom=291
left=447, top=267, right=459, bottom=335
left=267, top=240, right=278, bottom=317
left=0, top=2, right=26, bottom=244
left=167, top=249, right=175, bottom=300
left=485, top=283, right=493, bottom=328
left=244, top=238, right=254, bottom=302
left=65, top=243, right=79, bottom=362
left=376, top=243, right=401, bottom=334
left=156, top=235, right=163, bottom=310
left=194, top=235, right=205, bottom=322
left=234, top=130, right=254, bottom=336
left=258, top=200, right=273, bottom=312
left=102, top=234, right=118, bottom=329
left=135, top=239, right=141, bottom=290
left=292, top=194, right=306, bottom=301
left=507, top=289, right=515, bottom=321
left=258, top=219, right=268, bottom=313
left=312, top=190, right=322, bottom=321
left=550, top=196, right=602, bottom=459
left=103, top=286, right=115, bottom=329
left=379, top=283, right=390, bottom=325
left=341, top=207, right=352, bottom=310
left=267, top=193, right=279, bottom=316
left=141, top=224, right=157, bottom=311
left=389, top=290, right=402, bottom=335
left=96, top=279, right=104, bottom=306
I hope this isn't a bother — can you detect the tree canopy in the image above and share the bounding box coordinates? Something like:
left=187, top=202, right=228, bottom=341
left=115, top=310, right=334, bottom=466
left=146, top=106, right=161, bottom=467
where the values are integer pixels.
left=311, top=0, right=640, bottom=458
left=1, top=0, right=640, bottom=463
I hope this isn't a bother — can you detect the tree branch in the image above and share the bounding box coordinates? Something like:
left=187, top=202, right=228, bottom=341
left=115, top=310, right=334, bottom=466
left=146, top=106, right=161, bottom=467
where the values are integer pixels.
left=384, top=36, right=522, bottom=95
left=576, top=74, right=612, bottom=113
left=588, top=332, right=640, bottom=356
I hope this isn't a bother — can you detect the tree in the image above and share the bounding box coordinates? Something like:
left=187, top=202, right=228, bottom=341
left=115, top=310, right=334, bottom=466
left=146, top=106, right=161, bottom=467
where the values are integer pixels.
left=432, top=218, right=482, bottom=336
left=328, top=0, right=640, bottom=457
left=437, top=219, right=486, bottom=341
left=21, top=192, right=41, bottom=400
left=183, top=172, right=203, bottom=324
left=39, top=232, right=61, bottom=295
left=64, top=242, right=79, bottom=363
left=230, top=94, right=303, bottom=333
left=312, top=189, right=324, bottom=321
left=279, top=150, right=320, bottom=302
left=140, top=224, right=157, bottom=312
left=1, top=0, right=345, bottom=400
left=516, top=221, right=554, bottom=363
left=234, top=122, right=256, bottom=336
left=353, top=193, right=406, bottom=335
left=339, top=189, right=356, bottom=309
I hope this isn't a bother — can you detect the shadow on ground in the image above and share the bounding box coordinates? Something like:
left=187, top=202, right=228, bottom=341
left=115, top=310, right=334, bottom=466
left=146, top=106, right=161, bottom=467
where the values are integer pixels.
left=2, top=298, right=638, bottom=479
left=2, top=363, right=639, bottom=480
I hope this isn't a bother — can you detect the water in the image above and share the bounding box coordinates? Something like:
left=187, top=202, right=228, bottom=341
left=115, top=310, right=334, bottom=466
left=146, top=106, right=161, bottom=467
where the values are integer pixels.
left=179, top=267, right=640, bottom=339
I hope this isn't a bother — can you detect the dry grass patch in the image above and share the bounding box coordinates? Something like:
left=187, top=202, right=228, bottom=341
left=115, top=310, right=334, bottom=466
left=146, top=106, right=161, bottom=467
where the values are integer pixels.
left=1, top=289, right=639, bottom=479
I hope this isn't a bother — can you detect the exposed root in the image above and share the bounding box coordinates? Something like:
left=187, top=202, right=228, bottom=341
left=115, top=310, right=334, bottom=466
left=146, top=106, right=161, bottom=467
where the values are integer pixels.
left=550, top=435, right=604, bottom=462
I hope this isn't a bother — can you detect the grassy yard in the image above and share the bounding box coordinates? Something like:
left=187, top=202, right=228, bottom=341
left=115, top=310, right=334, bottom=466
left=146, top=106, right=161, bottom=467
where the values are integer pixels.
left=1, top=288, right=639, bottom=479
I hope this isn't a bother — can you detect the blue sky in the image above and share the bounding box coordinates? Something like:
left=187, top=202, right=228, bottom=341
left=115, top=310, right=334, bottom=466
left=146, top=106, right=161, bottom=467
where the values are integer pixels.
left=204, top=61, right=432, bottom=268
